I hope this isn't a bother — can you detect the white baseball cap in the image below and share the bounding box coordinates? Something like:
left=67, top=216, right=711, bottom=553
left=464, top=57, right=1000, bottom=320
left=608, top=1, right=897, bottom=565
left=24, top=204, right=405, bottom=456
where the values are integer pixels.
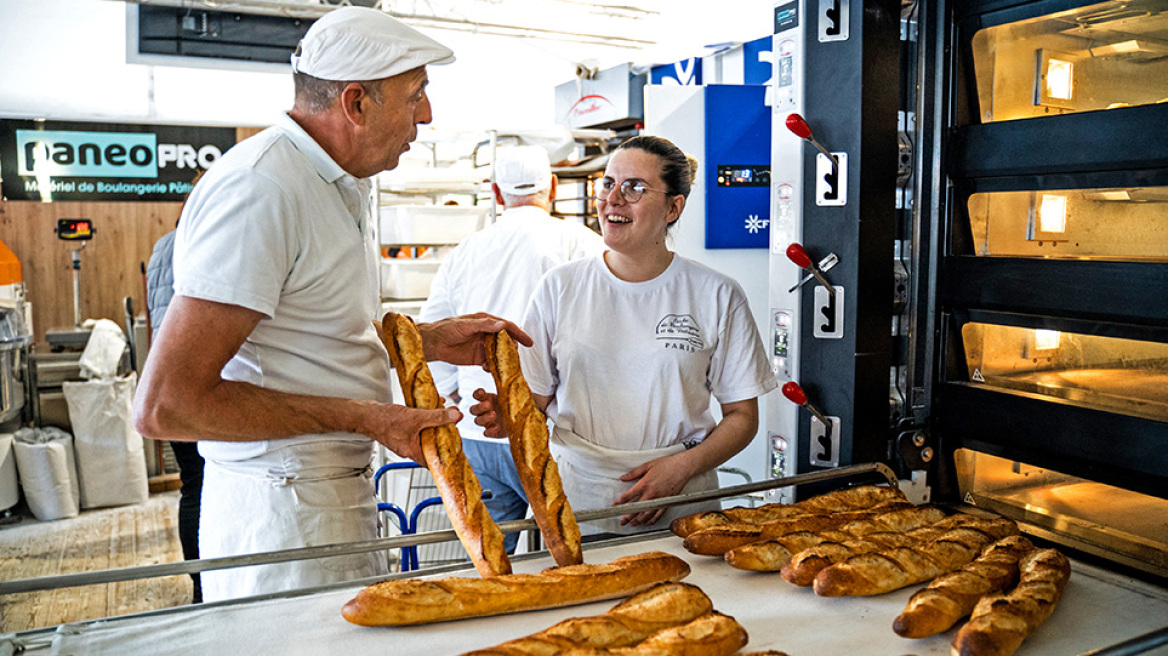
left=495, top=146, right=552, bottom=195
left=290, top=7, right=455, bottom=81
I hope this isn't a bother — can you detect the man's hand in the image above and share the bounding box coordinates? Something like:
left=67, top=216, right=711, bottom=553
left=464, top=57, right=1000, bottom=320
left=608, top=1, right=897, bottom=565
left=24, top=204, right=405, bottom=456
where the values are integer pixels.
left=614, top=453, right=699, bottom=527
left=359, top=403, right=462, bottom=464
left=418, top=313, right=532, bottom=367
left=468, top=388, right=509, bottom=439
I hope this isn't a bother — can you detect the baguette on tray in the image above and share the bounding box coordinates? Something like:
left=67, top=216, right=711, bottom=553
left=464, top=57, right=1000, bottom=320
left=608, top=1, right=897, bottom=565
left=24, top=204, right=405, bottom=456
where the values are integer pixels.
left=777, top=514, right=980, bottom=584
left=557, top=612, right=749, bottom=656
left=683, top=503, right=935, bottom=557
left=813, top=518, right=1020, bottom=597
left=670, top=484, right=907, bottom=538
left=893, top=535, right=1034, bottom=638
left=462, top=582, right=714, bottom=655
left=951, top=548, right=1072, bottom=656
left=484, top=330, right=583, bottom=567
left=342, top=551, right=691, bottom=627
left=377, top=313, right=511, bottom=578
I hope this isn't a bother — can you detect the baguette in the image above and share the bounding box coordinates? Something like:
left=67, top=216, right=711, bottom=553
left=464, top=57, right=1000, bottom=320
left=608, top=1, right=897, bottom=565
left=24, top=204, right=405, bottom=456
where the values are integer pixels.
left=813, top=518, right=1020, bottom=597
left=670, top=484, right=905, bottom=538
left=461, top=582, right=714, bottom=655
left=893, top=536, right=1034, bottom=638
left=682, top=502, right=921, bottom=557
left=724, top=530, right=851, bottom=572
left=560, top=612, right=749, bottom=656
left=377, top=313, right=511, bottom=578
left=730, top=512, right=970, bottom=578
left=484, top=331, right=583, bottom=567
left=670, top=505, right=812, bottom=538
left=778, top=514, right=979, bottom=585
left=342, top=551, right=690, bottom=627
left=951, top=548, right=1071, bottom=656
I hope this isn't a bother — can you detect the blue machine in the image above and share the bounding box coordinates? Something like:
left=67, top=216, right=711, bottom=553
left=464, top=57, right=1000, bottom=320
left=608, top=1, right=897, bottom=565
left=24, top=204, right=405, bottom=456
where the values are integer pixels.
left=704, top=85, right=771, bottom=249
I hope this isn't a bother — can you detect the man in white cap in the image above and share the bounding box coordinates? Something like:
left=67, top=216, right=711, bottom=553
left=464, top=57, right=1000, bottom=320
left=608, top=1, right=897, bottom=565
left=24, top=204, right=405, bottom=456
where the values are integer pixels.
left=421, top=146, right=603, bottom=552
left=134, top=7, right=529, bottom=601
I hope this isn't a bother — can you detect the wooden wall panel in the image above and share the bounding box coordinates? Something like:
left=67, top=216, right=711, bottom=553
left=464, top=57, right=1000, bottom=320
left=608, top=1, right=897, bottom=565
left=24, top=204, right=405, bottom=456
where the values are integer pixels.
left=0, top=199, right=180, bottom=347
left=0, top=126, right=263, bottom=348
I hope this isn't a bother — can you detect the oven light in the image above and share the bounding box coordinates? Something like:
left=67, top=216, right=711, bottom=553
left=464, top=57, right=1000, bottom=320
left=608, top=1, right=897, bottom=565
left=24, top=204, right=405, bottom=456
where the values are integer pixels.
left=1046, top=58, right=1074, bottom=101
left=1034, top=330, right=1061, bottom=350
left=1038, top=194, right=1068, bottom=233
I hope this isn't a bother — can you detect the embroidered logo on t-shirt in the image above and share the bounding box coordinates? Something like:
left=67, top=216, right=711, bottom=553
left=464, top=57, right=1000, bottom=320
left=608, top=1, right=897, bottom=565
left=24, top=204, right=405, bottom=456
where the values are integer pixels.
left=656, top=314, right=704, bottom=352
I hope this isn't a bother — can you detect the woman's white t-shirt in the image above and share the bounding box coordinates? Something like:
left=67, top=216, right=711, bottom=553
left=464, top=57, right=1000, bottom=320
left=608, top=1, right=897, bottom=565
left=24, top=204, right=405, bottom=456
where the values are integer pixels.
left=521, top=253, right=777, bottom=452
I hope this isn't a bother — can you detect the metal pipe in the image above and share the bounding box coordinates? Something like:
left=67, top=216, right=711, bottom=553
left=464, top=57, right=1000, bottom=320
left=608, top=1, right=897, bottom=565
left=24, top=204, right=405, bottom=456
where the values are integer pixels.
left=0, top=463, right=897, bottom=595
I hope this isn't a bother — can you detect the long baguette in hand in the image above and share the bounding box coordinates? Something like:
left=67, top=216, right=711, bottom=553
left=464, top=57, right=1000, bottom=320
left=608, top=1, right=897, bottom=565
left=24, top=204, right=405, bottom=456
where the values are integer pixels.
left=462, top=582, right=713, bottom=655
left=952, top=548, right=1071, bottom=656
left=670, top=484, right=906, bottom=538
left=813, top=518, right=1020, bottom=597
left=377, top=313, right=511, bottom=578
left=342, top=551, right=690, bottom=627
left=484, top=330, right=582, bottom=567
left=893, top=535, right=1034, bottom=638
left=559, top=612, right=749, bottom=656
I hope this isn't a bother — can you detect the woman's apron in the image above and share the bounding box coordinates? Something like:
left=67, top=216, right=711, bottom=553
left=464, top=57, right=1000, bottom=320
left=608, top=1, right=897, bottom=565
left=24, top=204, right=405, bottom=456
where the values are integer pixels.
left=549, top=427, right=720, bottom=536
left=199, top=440, right=388, bottom=602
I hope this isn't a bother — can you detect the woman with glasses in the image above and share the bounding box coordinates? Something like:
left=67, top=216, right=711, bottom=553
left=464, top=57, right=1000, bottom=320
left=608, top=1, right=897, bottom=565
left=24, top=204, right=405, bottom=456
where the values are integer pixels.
left=490, top=135, right=777, bottom=537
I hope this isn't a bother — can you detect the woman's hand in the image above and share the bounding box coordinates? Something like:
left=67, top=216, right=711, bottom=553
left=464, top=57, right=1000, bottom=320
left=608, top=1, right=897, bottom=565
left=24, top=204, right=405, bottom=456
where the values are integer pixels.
left=468, top=388, right=508, bottom=439
left=614, top=453, right=698, bottom=527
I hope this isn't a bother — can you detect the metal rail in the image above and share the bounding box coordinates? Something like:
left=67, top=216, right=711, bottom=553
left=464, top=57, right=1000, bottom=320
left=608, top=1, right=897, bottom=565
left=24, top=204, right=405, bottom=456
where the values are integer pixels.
left=0, top=462, right=897, bottom=595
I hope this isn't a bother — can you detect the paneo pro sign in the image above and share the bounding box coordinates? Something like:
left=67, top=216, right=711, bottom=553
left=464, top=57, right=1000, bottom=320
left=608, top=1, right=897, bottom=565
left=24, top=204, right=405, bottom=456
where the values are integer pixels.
left=1, top=119, right=237, bottom=202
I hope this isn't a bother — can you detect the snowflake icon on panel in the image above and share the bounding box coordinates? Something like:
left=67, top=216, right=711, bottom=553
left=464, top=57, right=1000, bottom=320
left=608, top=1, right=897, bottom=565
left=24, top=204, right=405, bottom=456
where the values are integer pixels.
left=745, top=214, right=770, bottom=234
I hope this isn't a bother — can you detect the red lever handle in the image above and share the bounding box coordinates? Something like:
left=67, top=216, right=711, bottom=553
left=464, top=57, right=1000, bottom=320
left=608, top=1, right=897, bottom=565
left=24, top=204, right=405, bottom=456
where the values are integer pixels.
left=781, top=381, right=808, bottom=406
left=785, top=113, right=813, bottom=140
left=785, top=243, right=812, bottom=269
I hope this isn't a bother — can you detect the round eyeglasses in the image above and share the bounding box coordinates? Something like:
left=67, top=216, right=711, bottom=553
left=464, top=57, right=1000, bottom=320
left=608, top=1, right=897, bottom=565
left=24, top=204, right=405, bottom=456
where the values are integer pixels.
left=597, top=178, right=672, bottom=204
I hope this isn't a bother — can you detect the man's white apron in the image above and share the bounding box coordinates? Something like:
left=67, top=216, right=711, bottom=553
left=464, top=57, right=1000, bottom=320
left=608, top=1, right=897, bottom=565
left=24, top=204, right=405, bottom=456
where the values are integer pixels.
left=199, top=440, right=388, bottom=601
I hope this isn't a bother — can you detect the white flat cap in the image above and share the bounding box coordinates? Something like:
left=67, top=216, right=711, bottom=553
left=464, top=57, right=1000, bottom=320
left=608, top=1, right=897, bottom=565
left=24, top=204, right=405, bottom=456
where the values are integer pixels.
left=291, top=7, right=454, bottom=81
left=496, top=146, right=553, bottom=195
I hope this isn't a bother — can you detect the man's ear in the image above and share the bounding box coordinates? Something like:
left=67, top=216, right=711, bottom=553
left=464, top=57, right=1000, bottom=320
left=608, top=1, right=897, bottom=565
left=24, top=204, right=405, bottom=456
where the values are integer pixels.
left=548, top=174, right=558, bottom=202
left=339, top=82, right=368, bottom=125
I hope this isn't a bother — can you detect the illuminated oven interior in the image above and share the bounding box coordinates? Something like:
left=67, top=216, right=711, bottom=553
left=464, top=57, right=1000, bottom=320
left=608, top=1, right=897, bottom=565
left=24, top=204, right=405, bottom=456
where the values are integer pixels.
left=971, top=0, right=1168, bottom=123
left=967, top=186, right=1168, bottom=261
left=955, top=449, right=1168, bottom=577
left=960, top=322, right=1168, bottom=423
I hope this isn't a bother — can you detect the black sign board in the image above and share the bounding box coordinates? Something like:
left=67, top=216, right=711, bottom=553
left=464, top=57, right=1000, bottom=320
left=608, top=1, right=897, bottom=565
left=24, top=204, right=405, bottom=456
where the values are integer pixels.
left=0, top=119, right=237, bottom=202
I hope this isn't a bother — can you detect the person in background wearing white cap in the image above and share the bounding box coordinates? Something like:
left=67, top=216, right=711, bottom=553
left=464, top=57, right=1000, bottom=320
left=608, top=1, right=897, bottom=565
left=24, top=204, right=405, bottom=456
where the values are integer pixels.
left=475, top=136, right=776, bottom=540
left=421, top=146, right=603, bottom=553
left=133, top=7, right=529, bottom=602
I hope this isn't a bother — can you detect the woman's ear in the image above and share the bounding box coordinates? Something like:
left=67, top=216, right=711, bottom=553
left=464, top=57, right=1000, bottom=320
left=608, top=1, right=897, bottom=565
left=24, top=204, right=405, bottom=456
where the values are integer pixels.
left=666, top=194, right=686, bottom=225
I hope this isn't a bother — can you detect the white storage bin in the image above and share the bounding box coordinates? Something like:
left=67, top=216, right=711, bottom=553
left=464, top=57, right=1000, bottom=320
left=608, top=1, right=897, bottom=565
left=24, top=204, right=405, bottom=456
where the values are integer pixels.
left=381, top=259, right=441, bottom=300
left=379, top=205, right=487, bottom=245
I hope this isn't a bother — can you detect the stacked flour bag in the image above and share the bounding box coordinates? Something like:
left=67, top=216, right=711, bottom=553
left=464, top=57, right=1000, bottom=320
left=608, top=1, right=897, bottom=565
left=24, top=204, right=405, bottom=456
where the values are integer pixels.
left=62, top=319, right=149, bottom=509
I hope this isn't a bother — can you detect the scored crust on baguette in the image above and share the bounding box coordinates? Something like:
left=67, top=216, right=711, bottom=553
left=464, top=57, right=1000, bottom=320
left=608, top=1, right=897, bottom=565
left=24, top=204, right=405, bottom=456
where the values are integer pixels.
left=683, top=501, right=921, bottom=557
left=951, top=548, right=1071, bottom=656
left=813, top=518, right=1020, bottom=597
left=461, top=582, right=714, bottom=656
left=341, top=551, right=691, bottom=627
left=376, top=313, right=511, bottom=578
left=893, top=535, right=1034, bottom=639
left=670, top=484, right=906, bottom=538
left=484, top=331, right=583, bottom=568
left=778, top=512, right=979, bottom=585
left=556, top=612, right=749, bottom=656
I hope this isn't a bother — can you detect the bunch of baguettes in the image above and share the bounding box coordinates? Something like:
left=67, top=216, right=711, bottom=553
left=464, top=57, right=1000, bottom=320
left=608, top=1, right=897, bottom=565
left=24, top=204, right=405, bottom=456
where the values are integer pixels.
left=348, top=315, right=692, bottom=629
left=672, top=486, right=1072, bottom=655
left=461, top=581, right=787, bottom=656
